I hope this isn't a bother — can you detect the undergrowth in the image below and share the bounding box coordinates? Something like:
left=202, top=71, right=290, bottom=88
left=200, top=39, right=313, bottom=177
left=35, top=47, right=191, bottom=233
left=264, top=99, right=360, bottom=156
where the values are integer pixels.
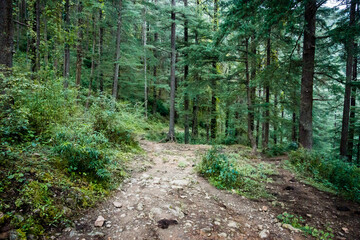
left=287, top=149, right=360, bottom=202
left=197, top=146, right=276, bottom=199
left=0, top=71, right=154, bottom=238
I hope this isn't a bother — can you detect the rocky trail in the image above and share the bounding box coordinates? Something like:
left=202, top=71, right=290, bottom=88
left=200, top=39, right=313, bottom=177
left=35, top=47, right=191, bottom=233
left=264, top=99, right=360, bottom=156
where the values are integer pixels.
left=58, top=141, right=360, bottom=240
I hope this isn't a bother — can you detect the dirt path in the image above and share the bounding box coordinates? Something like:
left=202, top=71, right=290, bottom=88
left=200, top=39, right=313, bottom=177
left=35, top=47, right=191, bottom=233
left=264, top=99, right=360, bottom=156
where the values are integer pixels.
left=57, top=141, right=357, bottom=240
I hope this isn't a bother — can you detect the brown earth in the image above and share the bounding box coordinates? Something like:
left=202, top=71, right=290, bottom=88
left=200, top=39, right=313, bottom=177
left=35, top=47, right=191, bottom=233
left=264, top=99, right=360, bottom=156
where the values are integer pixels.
left=57, top=141, right=360, bottom=240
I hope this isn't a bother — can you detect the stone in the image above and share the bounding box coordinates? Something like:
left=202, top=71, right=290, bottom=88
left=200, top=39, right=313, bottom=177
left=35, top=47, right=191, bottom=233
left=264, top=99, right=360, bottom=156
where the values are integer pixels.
left=200, top=227, right=212, bottom=234
left=258, top=225, right=263, bottom=230
left=342, top=227, right=349, bottom=234
left=87, top=231, right=105, bottom=238
left=113, top=201, right=122, bottom=208
left=94, top=216, right=105, bottom=227
left=259, top=229, right=270, bottom=239
left=153, top=177, right=161, bottom=184
left=184, top=222, right=192, bottom=228
left=137, top=203, right=144, bottom=211
left=306, top=214, right=312, bottom=218
left=171, top=180, right=189, bottom=187
left=218, top=233, right=227, bottom=238
left=262, top=206, right=268, bottom=212
left=214, top=221, right=221, bottom=226
left=227, top=220, right=239, bottom=228
left=9, top=230, right=19, bottom=240
left=282, top=223, right=301, bottom=233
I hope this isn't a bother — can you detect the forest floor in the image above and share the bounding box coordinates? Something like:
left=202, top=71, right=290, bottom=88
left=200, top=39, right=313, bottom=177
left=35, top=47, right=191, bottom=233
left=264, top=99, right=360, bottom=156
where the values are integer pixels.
left=57, top=140, right=360, bottom=240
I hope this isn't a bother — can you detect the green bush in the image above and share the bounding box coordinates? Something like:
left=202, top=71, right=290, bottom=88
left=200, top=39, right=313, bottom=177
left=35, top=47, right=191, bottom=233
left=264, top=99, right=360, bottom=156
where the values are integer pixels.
left=265, top=142, right=299, bottom=157
left=288, top=149, right=360, bottom=201
left=53, top=126, right=111, bottom=180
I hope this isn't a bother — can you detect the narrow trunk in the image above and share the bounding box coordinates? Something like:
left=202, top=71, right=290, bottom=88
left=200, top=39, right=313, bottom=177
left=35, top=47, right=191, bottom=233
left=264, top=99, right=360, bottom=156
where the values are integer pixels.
left=184, top=0, right=190, bottom=144
left=31, top=0, right=40, bottom=72
left=340, top=0, right=356, bottom=158
left=263, top=35, right=271, bottom=149
left=44, top=16, right=48, bottom=66
left=299, top=0, right=316, bottom=149
left=98, top=9, right=104, bottom=92
left=348, top=43, right=358, bottom=161
left=210, top=0, right=219, bottom=140
left=64, top=0, right=70, bottom=87
left=86, top=15, right=97, bottom=109
left=152, top=0, right=158, bottom=114
left=0, top=0, right=13, bottom=70
left=167, top=0, right=176, bottom=141
left=192, top=97, right=199, bottom=140
left=292, top=112, right=297, bottom=142
left=112, top=0, right=123, bottom=99
left=76, top=1, right=83, bottom=87
left=143, top=6, right=148, bottom=118
left=245, top=38, right=256, bottom=152
left=274, top=93, right=278, bottom=144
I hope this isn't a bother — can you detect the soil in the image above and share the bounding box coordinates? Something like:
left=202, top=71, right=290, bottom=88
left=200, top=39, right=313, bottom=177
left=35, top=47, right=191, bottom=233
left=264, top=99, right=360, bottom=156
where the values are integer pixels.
left=57, top=141, right=360, bottom=240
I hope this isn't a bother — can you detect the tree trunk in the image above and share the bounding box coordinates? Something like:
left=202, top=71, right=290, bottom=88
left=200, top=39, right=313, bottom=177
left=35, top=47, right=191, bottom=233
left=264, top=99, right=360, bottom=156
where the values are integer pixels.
left=192, top=97, right=199, bottom=140
left=86, top=15, right=97, bottom=109
left=143, top=6, right=148, bottom=118
left=63, top=0, right=70, bottom=87
left=183, top=0, right=190, bottom=144
left=263, top=36, right=271, bottom=149
left=340, top=0, right=356, bottom=158
left=76, top=1, right=83, bottom=87
left=245, top=38, right=257, bottom=152
left=210, top=0, right=219, bottom=140
left=0, top=0, right=13, bottom=70
left=299, top=0, right=316, bottom=149
left=292, top=112, right=297, bottom=142
left=167, top=0, right=176, bottom=141
left=348, top=43, right=358, bottom=161
left=274, top=93, right=278, bottom=145
left=99, top=9, right=104, bottom=93
left=35, top=0, right=40, bottom=71
left=112, top=0, right=122, bottom=99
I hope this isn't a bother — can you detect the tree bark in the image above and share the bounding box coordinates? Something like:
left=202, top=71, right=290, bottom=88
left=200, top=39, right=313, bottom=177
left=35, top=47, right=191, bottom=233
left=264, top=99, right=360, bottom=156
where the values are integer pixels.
left=183, top=0, right=190, bottom=144
left=86, top=15, right=97, bottom=109
left=143, top=6, right=148, bottom=118
left=99, top=9, right=104, bottom=93
left=263, top=36, right=271, bottom=149
left=0, top=0, right=13, bottom=70
left=348, top=43, right=357, bottom=161
left=210, top=0, right=219, bottom=140
left=340, top=0, right=356, bottom=158
left=245, top=38, right=257, bottom=152
left=76, top=1, right=83, bottom=87
left=63, top=0, right=70, bottom=87
left=167, top=0, right=176, bottom=141
left=112, top=0, right=123, bottom=99
left=299, top=0, right=317, bottom=149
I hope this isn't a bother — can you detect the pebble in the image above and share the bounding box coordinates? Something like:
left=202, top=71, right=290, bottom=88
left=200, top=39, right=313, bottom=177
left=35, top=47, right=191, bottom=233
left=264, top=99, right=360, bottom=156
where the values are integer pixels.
left=113, top=201, right=122, bottom=208
left=342, top=227, right=349, bottom=234
left=259, top=229, right=270, bottom=239
left=227, top=221, right=239, bottom=228
left=218, top=232, right=227, bottom=238
left=137, top=203, right=144, bottom=211
left=282, top=223, right=301, bottom=233
left=94, top=216, right=105, bottom=227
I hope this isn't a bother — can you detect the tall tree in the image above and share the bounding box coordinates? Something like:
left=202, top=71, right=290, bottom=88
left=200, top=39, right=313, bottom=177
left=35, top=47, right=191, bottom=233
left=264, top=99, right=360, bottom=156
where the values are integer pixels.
left=340, top=0, right=356, bottom=158
left=76, top=1, right=84, bottom=87
left=263, top=34, right=271, bottom=149
left=143, top=5, right=148, bottom=118
left=299, top=0, right=317, bottom=149
left=112, top=0, right=123, bottom=99
left=168, top=0, right=176, bottom=141
left=0, top=0, right=13, bottom=70
left=98, top=8, right=104, bottom=92
left=63, top=0, right=70, bottom=88
left=184, top=0, right=190, bottom=144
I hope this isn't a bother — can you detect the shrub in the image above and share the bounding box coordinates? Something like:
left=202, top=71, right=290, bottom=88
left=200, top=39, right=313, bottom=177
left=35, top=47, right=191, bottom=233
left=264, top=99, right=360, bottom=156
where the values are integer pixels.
left=288, top=149, right=360, bottom=201
left=53, top=126, right=111, bottom=180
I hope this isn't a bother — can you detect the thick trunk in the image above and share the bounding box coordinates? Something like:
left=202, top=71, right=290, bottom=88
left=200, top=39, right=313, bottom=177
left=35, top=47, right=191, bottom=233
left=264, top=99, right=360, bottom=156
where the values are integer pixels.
left=299, top=0, right=316, bottom=149
left=63, top=0, right=70, bottom=87
left=348, top=43, right=357, bottom=161
left=0, top=0, right=13, bottom=70
left=152, top=0, right=158, bottom=114
left=340, top=0, right=356, bottom=158
left=113, top=0, right=122, bottom=99
left=76, top=1, right=83, bottom=87
left=184, top=0, right=189, bottom=144
left=168, top=0, right=176, bottom=141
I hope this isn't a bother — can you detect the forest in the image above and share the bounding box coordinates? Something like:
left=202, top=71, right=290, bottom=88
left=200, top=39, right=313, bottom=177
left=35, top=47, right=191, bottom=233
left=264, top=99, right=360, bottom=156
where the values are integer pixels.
left=0, top=0, right=360, bottom=239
